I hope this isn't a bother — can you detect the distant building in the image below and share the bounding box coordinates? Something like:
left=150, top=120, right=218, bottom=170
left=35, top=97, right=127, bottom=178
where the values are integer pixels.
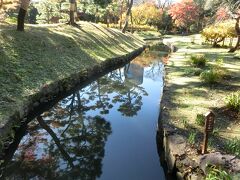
left=124, top=63, right=144, bottom=86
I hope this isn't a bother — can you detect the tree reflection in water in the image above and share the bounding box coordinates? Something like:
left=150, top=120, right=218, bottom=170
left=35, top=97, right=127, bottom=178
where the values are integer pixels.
left=1, top=111, right=112, bottom=179
left=0, top=63, right=149, bottom=179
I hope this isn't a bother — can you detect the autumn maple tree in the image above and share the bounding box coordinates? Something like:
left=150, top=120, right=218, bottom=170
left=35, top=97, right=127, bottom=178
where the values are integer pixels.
left=168, top=0, right=199, bottom=33
left=216, top=7, right=230, bottom=21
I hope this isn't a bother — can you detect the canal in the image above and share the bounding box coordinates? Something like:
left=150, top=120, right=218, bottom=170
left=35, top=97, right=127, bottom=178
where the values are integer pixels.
left=0, top=45, right=169, bottom=180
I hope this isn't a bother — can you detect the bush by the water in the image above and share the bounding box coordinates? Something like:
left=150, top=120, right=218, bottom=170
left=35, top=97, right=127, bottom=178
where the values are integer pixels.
left=189, top=54, right=207, bottom=68
left=225, top=91, right=240, bottom=111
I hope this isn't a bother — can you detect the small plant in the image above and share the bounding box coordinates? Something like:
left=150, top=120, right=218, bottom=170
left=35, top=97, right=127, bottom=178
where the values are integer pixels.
left=187, top=131, right=196, bottom=145
left=195, top=113, right=205, bottom=126
left=214, top=58, right=224, bottom=67
left=205, top=166, right=231, bottom=180
left=200, top=68, right=222, bottom=84
left=200, top=58, right=226, bottom=84
left=189, top=54, right=207, bottom=68
left=180, top=118, right=188, bottom=128
left=184, top=67, right=202, bottom=76
left=212, top=127, right=220, bottom=136
left=225, top=138, right=240, bottom=157
left=208, top=137, right=214, bottom=148
left=225, top=91, right=240, bottom=111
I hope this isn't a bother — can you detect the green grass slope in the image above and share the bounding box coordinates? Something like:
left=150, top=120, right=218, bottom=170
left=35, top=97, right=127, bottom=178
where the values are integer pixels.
left=0, top=21, right=145, bottom=123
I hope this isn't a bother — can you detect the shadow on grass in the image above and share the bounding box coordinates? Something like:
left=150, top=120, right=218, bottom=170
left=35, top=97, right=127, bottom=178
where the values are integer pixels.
left=0, top=23, right=143, bottom=120
left=0, top=26, right=96, bottom=112
left=160, top=74, right=240, bottom=157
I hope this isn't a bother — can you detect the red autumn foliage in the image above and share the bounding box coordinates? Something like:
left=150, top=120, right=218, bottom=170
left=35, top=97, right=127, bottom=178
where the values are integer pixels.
left=216, top=7, right=230, bottom=21
left=168, top=0, right=199, bottom=30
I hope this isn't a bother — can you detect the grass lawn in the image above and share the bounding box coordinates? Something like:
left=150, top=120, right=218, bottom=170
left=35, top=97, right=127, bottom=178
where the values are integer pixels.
left=134, top=30, right=162, bottom=40
left=162, top=34, right=240, bottom=156
left=0, top=21, right=144, bottom=125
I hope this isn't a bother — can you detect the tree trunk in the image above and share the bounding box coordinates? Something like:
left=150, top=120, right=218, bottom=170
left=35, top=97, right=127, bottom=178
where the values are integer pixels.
left=229, top=35, right=240, bottom=52
left=74, top=1, right=78, bottom=21
left=17, top=0, right=30, bottom=31
left=119, top=0, right=124, bottom=29
left=69, top=0, right=76, bottom=25
left=229, top=16, right=240, bottom=53
left=212, top=37, right=224, bottom=47
left=95, top=6, right=98, bottom=23
left=46, top=8, right=50, bottom=24
left=229, top=38, right=233, bottom=47
left=37, top=116, right=75, bottom=168
left=130, top=11, right=133, bottom=33
left=122, top=0, right=133, bottom=33
left=106, top=10, right=110, bottom=27
left=0, top=0, right=3, bottom=9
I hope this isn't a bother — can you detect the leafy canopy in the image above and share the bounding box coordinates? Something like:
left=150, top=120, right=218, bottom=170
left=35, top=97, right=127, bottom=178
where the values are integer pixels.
left=168, top=0, right=200, bottom=28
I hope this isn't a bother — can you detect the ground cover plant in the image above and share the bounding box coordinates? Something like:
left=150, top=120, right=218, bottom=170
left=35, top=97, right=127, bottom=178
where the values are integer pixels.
left=195, top=113, right=205, bottom=126
left=189, top=54, right=207, bottom=68
left=225, top=91, right=240, bottom=111
left=205, top=166, right=231, bottom=180
left=224, top=138, right=240, bottom=157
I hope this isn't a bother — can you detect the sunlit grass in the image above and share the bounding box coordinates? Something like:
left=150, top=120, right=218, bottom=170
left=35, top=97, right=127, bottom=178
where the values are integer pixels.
left=162, top=34, right=240, bottom=154
left=0, top=21, right=145, bottom=122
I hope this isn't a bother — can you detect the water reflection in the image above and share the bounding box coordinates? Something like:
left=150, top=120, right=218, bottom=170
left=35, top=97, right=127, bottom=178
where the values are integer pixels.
left=1, top=49, right=166, bottom=179
left=124, top=63, right=144, bottom=85
left=2, top=113, right=111, bottom=179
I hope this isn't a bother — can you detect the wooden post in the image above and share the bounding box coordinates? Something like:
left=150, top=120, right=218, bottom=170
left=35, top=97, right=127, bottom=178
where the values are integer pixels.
left=202, top=131, right=209, bottom=154
left=202, top=111, right=215, bottom=154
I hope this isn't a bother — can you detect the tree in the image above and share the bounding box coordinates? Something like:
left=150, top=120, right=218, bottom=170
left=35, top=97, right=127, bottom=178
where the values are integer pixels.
left=224, top=1, right=240, bottom=52
left=93, top=0, right=111, bottom=8
left=202, top=21, right=236, bottom=47
left=158, top=10, right=173, bottom=33
left=131, top=2, right=162, bottom=27
left=28, top=4, right=39, bottom=24
left=69, top=0, right=77, bottom=25
left=36, top=0, right=59, bottom=24
left=122, top=0, right=133, bottom=33
left=0, top=0, right=19, bottom=21
left=119, top=0, right=126, bottom=29
left=229, top=15, right=240, bottom=52
left=205, top=0, right=240, bottom=52
left=17, top=0, right=30, bottom=31
left=216, top=7, right=230, bottom=21
left=168, top=0, right=200, bottom=33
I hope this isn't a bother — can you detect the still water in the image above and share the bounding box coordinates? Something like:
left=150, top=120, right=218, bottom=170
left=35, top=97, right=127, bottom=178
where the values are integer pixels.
left=1, top=49, right=168, bottom=180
